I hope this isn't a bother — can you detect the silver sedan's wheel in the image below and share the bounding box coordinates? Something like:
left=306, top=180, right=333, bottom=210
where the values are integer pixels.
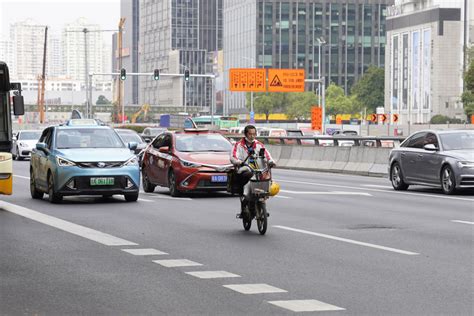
left=441, top=166, right=456, bottom=195
left=391, top=163, right=409, bottom=191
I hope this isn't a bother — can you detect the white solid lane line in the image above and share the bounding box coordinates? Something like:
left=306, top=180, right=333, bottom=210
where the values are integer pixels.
left=268, top=299, right=345, bottom=312
left=186, top=271, right=241, bottom=279
left=223, top=284, right=287, bottom=294
left=451, top=220, right=474, bottom=225
left=13, top=175, right=29, bottom=180
left=122, top=248, right=168, bottom=256
left=153, top=259, right=202, bottom=267
left=140, top=191, right=192, bottom=201
left=276, top=179, right=474, bottom=202
left=273, top=225, right=419, bottom=256
left=138, top=198, right=154, bottom=202
left=280, top=189, right=372, bottom=196
left=0, top=200, right=138, bottom=246
left=363, top=184, right=393, bottom=189
left=275, top=195, right=291, bottom=199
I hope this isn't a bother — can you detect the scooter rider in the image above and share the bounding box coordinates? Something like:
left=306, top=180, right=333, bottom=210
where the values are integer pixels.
left=230, top=125, right=275, bottom=216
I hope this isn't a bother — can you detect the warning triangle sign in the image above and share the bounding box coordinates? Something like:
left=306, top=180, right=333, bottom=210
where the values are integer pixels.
left=270, top=75, right=283, bottom=87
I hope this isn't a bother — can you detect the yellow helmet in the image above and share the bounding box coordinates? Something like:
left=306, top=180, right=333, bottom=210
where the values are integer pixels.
left=269, top=181, right=280, bottom=196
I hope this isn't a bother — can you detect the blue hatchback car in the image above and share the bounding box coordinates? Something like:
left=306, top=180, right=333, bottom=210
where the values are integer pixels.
left=30, top=122, right=140, bottom=203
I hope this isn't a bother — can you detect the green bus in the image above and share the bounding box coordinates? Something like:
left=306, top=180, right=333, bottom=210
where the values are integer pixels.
left=192, top=116, right=240, bottom=129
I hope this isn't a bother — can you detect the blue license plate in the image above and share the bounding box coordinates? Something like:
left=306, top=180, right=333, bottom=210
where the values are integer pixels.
left=211, top=175, right=227, bottom=182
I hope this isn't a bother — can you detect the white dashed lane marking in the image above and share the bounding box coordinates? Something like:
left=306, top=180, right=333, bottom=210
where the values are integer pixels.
left=451, top=220, right=474, bottom=225
left=223, top=284, right=287, bottom=294
left=274, top=225, right=419, bottom=256
left=186, top=271, right=241, bottom=279
left=268, top=299, right=345, bottom=312
left=0, top=200, right=138, bottom=246
left=122, top=248, right=168, bottom=256
left=153, top=259, right=202, bottom=267
left=275, top=195, right=292, bottom=199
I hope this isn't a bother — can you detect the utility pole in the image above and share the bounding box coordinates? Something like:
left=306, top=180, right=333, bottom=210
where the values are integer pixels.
left=38, top=26, right=48, bottom=123
left=118, top=18, right=126, bottom=123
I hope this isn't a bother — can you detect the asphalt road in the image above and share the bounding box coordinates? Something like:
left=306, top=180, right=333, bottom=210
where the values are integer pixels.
left=1, top=160, right=473, bottom=315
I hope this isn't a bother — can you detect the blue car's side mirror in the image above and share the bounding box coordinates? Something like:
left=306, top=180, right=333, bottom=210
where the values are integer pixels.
left=36, top=142, right=49, bottom=154
left=128, top=142, right=138, bottom=151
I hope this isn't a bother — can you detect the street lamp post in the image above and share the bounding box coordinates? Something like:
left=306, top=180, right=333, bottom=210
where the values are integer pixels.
left=242, top=56, right=255, bottom=123
left=316, top=37, right=326, bottom=108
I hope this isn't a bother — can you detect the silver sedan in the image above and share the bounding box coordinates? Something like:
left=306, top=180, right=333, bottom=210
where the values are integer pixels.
left=389, top=130, right=474, bottom=194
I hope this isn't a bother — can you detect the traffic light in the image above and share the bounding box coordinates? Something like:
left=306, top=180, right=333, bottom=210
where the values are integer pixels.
left=153, top=69, right=160, bottom=80
left=120, top=68, right=126, bottom=81
left=184, top=69, right=190, bottom=81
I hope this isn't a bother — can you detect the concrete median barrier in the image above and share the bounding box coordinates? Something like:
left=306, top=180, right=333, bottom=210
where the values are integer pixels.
left=265, top=145, right=390, bottom=177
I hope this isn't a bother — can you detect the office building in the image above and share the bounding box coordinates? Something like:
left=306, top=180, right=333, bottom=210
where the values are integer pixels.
left=139, top=0, right=222, bottom=111
left=223, top=0, right=393, bottom=115
left=384, top=0, right=467, bottom=123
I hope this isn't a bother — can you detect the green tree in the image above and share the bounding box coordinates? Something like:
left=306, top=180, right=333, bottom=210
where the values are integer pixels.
left=350, top=65, right=385, bottom=113
left=462, top=60, right=474, bottom=120
left=325, top=83, right=353, bottom=115
left=430, top=114, right=463, bottom=124
left=286, top=92, right=318, bottom=120
left=96, top=95, right=111, bottom=105
left=246, top=92, right=274, bottom=122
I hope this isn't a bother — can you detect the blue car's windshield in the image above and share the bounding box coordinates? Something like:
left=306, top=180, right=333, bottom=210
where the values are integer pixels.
left=439, top=131, right=474, bottom=150
left=56, top=128, right=125, bottom=149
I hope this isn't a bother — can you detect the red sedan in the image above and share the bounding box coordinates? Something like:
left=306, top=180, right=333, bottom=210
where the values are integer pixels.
left=141, top=129, right=234, bottom=196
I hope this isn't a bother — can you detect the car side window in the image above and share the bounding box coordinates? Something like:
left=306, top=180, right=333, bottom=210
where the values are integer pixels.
left=424, top=133, right=439, bottom=148
left=406, top=132, right=427, bottom=149
left=162, top=134, right=172, bottom=148
left=39, top=129, right=49, bottom=143
left=152, top=134, right=165, bottom=149
left=44, top=128, right=53, bottom=149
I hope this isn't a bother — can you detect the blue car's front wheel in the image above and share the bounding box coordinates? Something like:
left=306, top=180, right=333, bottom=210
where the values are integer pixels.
left=48, top=173, right=63, bottom=204
left=124, top=193, right=138, bottom=202
left=30, top=168, right=44, bottom=200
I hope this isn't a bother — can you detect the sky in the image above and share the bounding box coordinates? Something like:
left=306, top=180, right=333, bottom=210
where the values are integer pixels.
left=0, top=0, right=120, bottom=44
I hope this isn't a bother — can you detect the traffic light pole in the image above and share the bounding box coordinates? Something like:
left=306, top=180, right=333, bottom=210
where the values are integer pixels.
left=90, top=72, right=216, bottom=124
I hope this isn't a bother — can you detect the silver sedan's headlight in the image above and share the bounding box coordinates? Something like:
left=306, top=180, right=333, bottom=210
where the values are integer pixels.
left=123, top=156, right=139, bottom=166
left=457, top=161, right=474, bottom=168
left=56, top=156, right=76, bottom=167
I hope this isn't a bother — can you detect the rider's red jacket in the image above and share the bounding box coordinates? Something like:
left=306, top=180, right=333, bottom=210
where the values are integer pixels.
left=230, top=138, right=274, bottom=166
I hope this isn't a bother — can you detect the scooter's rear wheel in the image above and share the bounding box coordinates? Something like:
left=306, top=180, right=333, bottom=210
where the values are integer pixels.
left=256, top=201, right=267, bottom=235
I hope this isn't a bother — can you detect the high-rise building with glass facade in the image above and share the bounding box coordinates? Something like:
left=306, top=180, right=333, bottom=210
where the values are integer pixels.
left=139, top=0, right=222, bottom=111
left=223, top=0, right=393, bottom=115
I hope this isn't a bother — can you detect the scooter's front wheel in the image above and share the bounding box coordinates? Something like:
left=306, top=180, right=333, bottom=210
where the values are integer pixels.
left=256, top=201, right=267, bottom=235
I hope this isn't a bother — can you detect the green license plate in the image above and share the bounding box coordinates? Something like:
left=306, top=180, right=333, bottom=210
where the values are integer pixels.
left=90, top=177, right=114, bottom=186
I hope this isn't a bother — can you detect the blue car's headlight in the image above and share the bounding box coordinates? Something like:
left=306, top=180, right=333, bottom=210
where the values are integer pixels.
left=123, top=156, right=139, bottom=166
left=57, top=156, right=76, bottom=167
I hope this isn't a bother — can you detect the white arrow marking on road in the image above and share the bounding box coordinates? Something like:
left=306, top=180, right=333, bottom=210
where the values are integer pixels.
left=0, top=200, right=138, bottom=246
left=273, top=225, right=419, bottom=255
left=451, top=220, right=474, bottom=225
left=280, top=189, right=372, bottom=196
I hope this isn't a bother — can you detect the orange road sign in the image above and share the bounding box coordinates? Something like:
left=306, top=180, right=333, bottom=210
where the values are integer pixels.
left=268, top=69, right=305, bottom=92
left=311, top=106, right=322, bottom=131
left=393, top=114, right=399, bottom=123
left=229, top=68, right=266, bottom=92
left=370, top=114, right=377, bottom=123
left=380, top=114, right=388, bottom=123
